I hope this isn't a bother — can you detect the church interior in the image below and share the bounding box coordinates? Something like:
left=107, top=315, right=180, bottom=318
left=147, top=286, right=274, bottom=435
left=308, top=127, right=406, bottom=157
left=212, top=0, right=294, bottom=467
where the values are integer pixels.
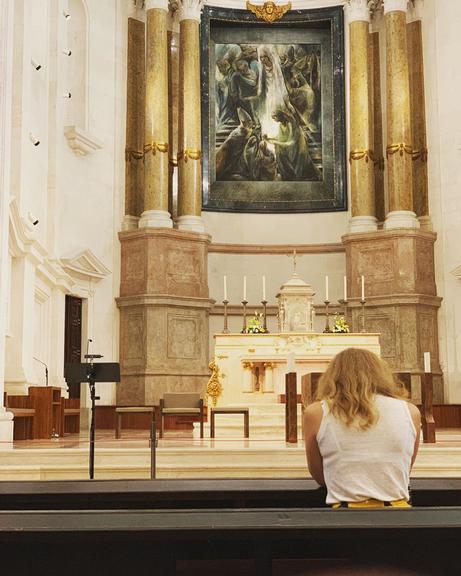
left=1, top=0, right=461, bottom=573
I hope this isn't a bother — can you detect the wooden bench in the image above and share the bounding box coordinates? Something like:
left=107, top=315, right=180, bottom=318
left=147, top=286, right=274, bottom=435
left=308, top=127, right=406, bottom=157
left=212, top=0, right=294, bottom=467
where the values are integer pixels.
left=62, top=398, right=81, bottom=434
left=3, top=393, right=36, bottom=440
left=115, top=406, right=155, bottom=439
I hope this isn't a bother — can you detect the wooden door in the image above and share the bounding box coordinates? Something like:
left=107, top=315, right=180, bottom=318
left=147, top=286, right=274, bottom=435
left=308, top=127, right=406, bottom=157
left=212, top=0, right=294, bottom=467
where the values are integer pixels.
left=64, top=295, right=82, bottom=399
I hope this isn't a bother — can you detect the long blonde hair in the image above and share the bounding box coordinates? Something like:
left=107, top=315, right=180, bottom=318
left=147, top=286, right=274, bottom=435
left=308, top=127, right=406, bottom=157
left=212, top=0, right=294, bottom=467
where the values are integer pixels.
left=316, top=348, right=408, bottom=430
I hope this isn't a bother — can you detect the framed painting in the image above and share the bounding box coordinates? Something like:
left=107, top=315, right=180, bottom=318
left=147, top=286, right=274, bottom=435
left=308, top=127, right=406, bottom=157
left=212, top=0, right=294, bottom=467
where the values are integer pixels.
left=201, top=4, right=347, bottom=213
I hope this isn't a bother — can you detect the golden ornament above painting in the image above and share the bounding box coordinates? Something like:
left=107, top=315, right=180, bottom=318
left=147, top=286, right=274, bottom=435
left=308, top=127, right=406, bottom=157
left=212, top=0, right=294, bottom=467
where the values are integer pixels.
left=246, top=1, right=292, bottom=24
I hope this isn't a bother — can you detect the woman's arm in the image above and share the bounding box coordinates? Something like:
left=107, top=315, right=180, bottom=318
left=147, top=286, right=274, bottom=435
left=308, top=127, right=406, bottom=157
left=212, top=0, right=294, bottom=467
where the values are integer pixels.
left=303, top=402, right=325, bottom=486
left=407, top=402, right=422, bottom=468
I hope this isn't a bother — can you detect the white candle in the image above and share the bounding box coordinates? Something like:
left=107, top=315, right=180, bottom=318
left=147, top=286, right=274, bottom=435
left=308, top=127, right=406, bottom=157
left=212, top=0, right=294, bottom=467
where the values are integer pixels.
left=243, top=275, right=247, bottom=301
left=424, top=352, right=431, bottom=373
left=343, top=276, right=347, bottom=301
left=223, top=275, right=227, bottom=301
left=262, top=275, right=266, bottom=301
left=325, top=275, right=329, bottom=301
left=361, top=275, right=365, bottom=301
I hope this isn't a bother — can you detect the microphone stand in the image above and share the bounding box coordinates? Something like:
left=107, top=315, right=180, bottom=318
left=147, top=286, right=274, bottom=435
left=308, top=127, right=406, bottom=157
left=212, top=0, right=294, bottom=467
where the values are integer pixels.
left=33, top=357, right=49, bottom=386
left=85, top=339, right=103, bottom=480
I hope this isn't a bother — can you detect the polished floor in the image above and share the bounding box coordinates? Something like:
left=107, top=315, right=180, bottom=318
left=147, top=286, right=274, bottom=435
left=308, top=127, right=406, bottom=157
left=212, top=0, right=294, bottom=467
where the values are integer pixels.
left=1, top=428, right=461, bottom=481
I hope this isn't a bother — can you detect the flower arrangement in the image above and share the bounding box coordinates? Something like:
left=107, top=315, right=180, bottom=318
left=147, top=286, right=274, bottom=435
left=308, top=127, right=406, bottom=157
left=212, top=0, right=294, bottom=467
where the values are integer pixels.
left=245, top=311, right=267, bottom=334
left=333, top=315, right=350, bottom=333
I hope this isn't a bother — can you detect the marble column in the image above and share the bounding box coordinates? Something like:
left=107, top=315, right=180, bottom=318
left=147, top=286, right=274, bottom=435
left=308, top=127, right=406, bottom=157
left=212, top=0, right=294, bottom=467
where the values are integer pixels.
left=139, top=0, right=173, bottom=229
left=242, top=362, right=253, bottom=393
left=383, top=0, right=419, bottom=230
left=177, top=0, right=205, bottom=233
left=346, top=0, right=377, bottom=233
left=407, top=17, right=430, bottom=229
left=263, top=363, right=275, bottom=393
left=123, top=17, right=145, bottom=231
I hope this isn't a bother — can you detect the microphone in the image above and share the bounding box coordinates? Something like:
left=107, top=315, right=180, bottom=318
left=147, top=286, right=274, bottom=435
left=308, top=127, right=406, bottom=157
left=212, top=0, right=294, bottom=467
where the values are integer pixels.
left=33, top=357, right=49, bottom=386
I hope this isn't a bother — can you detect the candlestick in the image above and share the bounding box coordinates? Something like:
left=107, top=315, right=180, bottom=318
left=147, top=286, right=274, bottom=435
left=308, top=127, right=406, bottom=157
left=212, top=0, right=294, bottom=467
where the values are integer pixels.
left=261, top=300, right=269, bottom=333
left=360, top=299, right=366, bottom=333
left=243, top=276, right=247, bottom=301
left=323, top=300, right=332, bottom=333
left=338, top=298, right=348, bottom=320
left=223, top=275, right=227, bottom=301
left=222, top=300, right=230, bottom=334
left=343, top=275, right=347, bottom=301
left=361, top=275, right=365, bottom=301
left=262, top=275, right=266, bottom=301
left=325, top=275, right=329, bottom=302
left=241, top=299, right=248, bottom=333
left=424, top=352, right=431, bottom=373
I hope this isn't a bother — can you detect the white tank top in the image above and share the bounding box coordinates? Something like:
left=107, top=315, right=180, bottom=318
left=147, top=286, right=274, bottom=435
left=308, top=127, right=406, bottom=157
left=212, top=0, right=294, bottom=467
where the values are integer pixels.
left=317, top=395, right=417, bottom=504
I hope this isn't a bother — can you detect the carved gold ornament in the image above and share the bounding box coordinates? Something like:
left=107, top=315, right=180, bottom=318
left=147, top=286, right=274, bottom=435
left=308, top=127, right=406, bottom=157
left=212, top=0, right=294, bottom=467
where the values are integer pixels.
left=177, top=148, right=202, bottom=162
left=144, top=140, right=169, bottom=155
left=349, top=149, right=375, bottom=163
left=246, top=1, right=292, bottom=24
left=125, top=148, right=144, bottom=161
left=412, top=147, right=428, bottom=163
left=386, top=142, right=413, bottom=158
left=206, top=359, right=223, bottom=407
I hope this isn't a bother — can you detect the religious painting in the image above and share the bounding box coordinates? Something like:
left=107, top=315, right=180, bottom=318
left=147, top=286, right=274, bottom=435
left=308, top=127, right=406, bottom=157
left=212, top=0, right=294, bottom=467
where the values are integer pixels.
left=201, top=5, right=347, bottom=213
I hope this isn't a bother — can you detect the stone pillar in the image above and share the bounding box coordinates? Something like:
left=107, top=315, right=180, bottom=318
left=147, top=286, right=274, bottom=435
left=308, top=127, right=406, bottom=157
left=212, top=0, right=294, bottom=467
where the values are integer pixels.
left=242, top=362, right=253, bottom=393
left=407, top=17, right=430, bottom=229
left=383, top=0, right=419, bottom=230
left=139, top=0, right=173, bottom=229
left=177, top=0, right=204, bottom=233
left=0, top=0, right=14, bottom=443
left=263, top=363, right=274, bottom=393
left=346, top=0, right=377, bottom=233
left=369, top=28, right=385, bottom=223
left=123, top=17, right=145, bottom=231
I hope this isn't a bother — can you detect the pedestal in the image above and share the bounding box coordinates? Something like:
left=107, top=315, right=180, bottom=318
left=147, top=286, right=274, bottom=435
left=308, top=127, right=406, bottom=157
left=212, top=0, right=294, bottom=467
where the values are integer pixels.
left=343, top=229, right=443, bottom=401
left=117, top=228, right=213, bottom=405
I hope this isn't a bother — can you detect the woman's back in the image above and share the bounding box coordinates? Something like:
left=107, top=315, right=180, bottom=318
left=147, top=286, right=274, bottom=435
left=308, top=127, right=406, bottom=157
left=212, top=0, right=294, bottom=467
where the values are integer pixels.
left=317, top=395, right=417, bottom=504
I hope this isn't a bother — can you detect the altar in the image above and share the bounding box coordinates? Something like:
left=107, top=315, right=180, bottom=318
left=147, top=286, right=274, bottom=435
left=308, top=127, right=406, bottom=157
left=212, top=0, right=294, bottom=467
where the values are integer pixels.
left=212, top=332, right=381, bottom=406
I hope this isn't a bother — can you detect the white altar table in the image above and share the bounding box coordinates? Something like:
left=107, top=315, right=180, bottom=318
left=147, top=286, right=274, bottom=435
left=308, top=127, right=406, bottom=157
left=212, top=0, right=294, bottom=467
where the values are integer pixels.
left=213, top=332, right=381, bottom=406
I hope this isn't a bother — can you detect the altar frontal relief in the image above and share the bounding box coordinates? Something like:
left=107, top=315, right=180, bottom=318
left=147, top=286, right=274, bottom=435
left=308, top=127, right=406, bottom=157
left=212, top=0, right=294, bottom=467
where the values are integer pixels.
left=201, top=6, right=346, bottom=212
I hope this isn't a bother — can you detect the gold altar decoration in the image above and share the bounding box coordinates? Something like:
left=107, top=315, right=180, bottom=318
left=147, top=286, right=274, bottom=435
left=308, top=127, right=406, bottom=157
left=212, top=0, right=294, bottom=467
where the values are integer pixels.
left=177, top=148, right=202, bottom=162
left=386, top=142, right=413, bottom=158
left=206, top=359, right=223, bottom=407
left=349, top=149, right=375, bottom=163
left=246, top=1, right=291, bottom=24
left=143, top=140, right=169, bottom=155
left=125, top=148, right=144, bottom=161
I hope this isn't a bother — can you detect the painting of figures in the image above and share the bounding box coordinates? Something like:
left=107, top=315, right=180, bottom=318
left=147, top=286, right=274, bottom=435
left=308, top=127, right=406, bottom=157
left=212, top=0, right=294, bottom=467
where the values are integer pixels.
left=215, top=44, right=322, bottom=183
left=201, top=5, right=347, bottom=213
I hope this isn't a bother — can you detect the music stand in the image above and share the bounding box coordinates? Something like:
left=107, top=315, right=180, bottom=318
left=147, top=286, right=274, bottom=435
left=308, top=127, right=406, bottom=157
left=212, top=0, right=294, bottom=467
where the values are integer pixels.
left=65, top=361, right=120, bottom=479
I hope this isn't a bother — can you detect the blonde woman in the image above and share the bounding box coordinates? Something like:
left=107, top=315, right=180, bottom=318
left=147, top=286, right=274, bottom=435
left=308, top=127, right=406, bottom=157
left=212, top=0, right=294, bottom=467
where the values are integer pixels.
left=303, top=348, right=421, bottom=508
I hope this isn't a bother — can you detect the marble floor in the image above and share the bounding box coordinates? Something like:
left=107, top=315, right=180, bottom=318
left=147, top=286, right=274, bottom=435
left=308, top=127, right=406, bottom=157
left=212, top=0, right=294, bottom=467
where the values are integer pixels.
left=1, top=428, right=461, bottom=481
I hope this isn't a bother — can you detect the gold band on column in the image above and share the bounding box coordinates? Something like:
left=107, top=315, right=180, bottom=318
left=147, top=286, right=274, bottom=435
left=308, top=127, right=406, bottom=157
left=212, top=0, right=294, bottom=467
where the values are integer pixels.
left=349, top=149, right=375, bottom=163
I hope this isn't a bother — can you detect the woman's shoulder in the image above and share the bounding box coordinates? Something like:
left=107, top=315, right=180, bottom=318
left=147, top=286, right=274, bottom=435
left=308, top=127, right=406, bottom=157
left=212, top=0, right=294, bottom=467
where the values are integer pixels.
left=303, top=401, right=324, bottom=420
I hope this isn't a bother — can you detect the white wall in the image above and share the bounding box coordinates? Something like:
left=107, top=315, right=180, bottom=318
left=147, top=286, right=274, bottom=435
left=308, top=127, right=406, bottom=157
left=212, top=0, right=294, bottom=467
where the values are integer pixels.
left=2, top=0, right=126, bottom=407
left=422, top=0, right=461, bottom=402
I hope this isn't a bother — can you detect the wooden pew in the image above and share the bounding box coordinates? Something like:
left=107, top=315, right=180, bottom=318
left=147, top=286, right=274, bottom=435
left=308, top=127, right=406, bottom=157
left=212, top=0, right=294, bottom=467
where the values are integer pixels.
left=62, top=398, right=80, bottom=434
left=3, top=392, right=36, bottom=440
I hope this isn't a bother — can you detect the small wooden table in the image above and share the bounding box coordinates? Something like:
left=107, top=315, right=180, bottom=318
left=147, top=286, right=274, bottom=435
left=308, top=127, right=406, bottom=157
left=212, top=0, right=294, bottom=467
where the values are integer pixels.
left=210, top=407, right=249, bottom=438
left=115, top=407, right=155, bottom=439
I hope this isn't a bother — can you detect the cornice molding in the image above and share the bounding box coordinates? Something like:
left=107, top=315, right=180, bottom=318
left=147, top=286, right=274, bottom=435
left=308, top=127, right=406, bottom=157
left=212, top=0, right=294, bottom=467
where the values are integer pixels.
left=61, top=249, right=111, bottom=281
left=64, top=125, right=103, bottom=157
left=209, top=242, right=345, bottom=255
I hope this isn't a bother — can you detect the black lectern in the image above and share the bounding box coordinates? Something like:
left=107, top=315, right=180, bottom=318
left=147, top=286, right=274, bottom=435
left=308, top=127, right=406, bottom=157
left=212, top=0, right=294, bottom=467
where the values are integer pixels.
left=65, top=361, right=120, bottom=479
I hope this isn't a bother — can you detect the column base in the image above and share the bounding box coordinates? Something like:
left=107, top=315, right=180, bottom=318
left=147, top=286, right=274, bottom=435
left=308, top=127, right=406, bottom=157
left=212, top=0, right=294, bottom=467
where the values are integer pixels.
left=348, top=215, right=378, bottom=234
left=177, top=215, right=205, bottom=233
left=418, top=215, right=433, bottom=231
left=0, top=408, right=14, bottom=449
left=139, top=210, right=173, bottom=229
left=383, top=210, right=420, bottom=230
left=122, top=215, right=140, bottom=231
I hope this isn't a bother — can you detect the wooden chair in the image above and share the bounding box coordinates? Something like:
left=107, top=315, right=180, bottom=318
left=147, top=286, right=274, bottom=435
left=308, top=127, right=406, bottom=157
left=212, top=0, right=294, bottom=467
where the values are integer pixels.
left=3, top=392, right=36, bottom=440
left=159, top=393, right=204, bottom=439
